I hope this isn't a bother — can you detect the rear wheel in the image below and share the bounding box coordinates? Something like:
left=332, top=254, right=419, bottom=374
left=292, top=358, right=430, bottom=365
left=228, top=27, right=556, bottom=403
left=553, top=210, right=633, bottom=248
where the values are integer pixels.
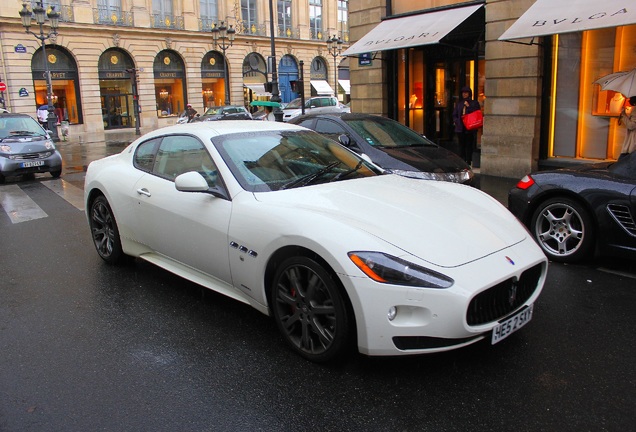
left=530, top=197, right=594, bottom=263
left=271, top=256, right=351, bottom=362
left=89, top=195, right=126, bottom=264
left=50, top=170, right=62, bottom=178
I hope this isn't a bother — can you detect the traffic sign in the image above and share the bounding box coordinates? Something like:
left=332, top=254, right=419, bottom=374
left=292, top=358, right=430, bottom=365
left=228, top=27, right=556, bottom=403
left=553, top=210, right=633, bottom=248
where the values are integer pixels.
left=0, top=82, right=6, bottom=92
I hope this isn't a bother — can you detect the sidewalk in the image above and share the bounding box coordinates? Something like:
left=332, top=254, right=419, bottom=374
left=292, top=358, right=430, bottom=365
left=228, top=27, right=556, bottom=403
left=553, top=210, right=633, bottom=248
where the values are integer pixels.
left=57, top=128, right=518, bottom=207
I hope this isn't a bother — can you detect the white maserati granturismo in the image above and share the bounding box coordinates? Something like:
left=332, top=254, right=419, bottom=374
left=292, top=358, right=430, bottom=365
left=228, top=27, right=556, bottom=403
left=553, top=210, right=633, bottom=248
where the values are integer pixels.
left=85, top=120, right=548, bottom=362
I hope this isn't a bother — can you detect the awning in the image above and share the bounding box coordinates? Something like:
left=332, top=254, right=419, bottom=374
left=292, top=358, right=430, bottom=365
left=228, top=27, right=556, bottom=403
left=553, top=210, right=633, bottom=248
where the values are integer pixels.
left=499, top=0, right=636, bottom=41
left=342, top=4, right=482, bottom=56
left=338, top=79, right=350, bottom=94
left=244, top=83, right=270, bottom=96
left=310, top=80, right=334, bottom=95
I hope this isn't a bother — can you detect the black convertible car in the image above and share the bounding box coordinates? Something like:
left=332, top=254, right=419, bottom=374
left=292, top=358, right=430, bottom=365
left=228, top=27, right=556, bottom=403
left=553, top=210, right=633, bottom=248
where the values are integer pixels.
left=508, top=152, right=636, bottom=263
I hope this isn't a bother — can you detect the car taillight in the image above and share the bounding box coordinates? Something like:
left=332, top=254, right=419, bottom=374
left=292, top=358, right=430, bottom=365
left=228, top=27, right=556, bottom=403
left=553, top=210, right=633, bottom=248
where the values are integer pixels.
left=516, top=175, right=535, bottom=190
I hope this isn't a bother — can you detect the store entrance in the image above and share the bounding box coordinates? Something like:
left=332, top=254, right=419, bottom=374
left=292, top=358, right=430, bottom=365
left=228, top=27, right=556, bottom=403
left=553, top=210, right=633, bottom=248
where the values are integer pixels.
left=102, top=93, right=133, bottom=129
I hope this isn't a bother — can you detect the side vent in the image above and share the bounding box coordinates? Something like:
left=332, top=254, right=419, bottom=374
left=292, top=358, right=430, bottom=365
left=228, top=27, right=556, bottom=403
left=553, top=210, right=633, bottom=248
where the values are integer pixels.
left=607, top=204, right=636, bottom=237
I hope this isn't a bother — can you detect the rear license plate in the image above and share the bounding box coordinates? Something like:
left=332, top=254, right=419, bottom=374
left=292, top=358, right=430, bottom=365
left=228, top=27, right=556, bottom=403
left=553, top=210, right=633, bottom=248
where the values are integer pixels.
left=491, top=304, right=533, bottom=344
left=21, top=160, right=45, bottom=168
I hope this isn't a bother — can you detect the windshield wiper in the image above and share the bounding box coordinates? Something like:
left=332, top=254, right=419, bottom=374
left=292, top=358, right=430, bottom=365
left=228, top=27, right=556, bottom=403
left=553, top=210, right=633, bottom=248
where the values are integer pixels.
left=281, top=161, right=341, bottom=189
left=331, top=160, right=364, bottom=182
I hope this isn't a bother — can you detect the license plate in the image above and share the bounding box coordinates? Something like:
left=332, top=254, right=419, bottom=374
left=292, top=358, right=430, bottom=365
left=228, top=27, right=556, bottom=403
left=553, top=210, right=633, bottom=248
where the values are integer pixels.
left=491, top=304, right=533, bottom=344
left=21, top=160, right=45, bottom=168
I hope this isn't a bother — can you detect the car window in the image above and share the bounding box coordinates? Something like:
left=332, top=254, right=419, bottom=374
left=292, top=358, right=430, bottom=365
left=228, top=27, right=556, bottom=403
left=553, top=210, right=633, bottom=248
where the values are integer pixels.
left=134, top=138, right=160, bottom=172
left=295, top=119, right=314, bottom=128
left=345, top=117, right=431, bottom=148
left=213, top=130, right=380, bottom=192
left=0, top=116, right=46, bottom=139
left=314, top=119, right=347, bottom=142
left=152, top=135, right=218, bottom=185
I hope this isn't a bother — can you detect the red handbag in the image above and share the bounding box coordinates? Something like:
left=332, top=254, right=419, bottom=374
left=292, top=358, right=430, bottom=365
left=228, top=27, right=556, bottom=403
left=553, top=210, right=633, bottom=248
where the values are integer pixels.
left=462, top=109, right=483, bottom=130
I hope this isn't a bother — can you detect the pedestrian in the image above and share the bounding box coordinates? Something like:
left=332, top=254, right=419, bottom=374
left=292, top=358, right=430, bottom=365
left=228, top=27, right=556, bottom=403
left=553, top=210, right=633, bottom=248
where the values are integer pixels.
left=185, top=103, right=197, bottom=122
left=452, top=86, right=481, bottom=166
left=262, top=105, right=275, bottom=121
left=37, top=104, right=49, bottom=127
left=618, top=96, right=636, bottom=158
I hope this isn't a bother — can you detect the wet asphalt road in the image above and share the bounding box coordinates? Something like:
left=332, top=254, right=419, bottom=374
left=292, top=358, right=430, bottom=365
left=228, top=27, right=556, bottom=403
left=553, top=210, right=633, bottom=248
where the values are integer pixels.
left=0, top=140, right=635, bottom=431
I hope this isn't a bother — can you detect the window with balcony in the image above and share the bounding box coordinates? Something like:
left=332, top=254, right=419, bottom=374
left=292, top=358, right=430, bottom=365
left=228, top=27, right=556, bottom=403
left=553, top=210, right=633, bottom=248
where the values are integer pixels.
left=309, top=0, right=323, bottom=40
left=278, top=0, right=293, bottom=38
left=200, top=0, right=218, bottom=31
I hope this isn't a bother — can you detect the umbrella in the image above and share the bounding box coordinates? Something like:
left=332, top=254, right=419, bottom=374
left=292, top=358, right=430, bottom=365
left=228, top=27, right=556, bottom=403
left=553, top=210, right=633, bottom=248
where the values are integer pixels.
left=250, top=100, right=281, bottom=108
left=594, top=68, right=636, bottom=97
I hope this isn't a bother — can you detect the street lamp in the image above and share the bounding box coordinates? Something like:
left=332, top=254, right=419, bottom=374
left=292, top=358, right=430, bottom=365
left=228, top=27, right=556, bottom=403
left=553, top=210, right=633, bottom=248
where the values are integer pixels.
left=211, top=21, right=235, bottom=105
left=20, top=1, right=60, bottom=142
left=327, top=35, right=343, bottom=102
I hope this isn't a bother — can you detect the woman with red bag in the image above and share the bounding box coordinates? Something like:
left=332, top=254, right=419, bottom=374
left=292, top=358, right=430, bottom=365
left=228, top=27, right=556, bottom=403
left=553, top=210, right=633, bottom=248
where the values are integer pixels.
left=452, top=86, right=481, bottom=166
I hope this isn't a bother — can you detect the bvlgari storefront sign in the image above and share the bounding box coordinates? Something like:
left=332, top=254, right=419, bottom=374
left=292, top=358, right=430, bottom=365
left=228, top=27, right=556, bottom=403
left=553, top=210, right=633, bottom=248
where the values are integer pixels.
left=499, top=1, right=635, bottom=41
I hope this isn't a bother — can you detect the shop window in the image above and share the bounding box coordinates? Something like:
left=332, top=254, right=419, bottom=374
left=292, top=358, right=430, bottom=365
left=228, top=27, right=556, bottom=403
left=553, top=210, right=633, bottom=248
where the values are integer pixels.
left=550, top=25, right=636, bottom=160
left=153, top=50, right=186, bottom=118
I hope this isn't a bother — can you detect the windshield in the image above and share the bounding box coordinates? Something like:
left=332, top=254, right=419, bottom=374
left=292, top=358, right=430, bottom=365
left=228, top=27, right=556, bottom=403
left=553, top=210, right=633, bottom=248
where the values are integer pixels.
left=284, top=98, right=303, bottom=109
left=204, top=107, right=223, bottom=115
left=0, top=116, right=47, bottom=140
left=345, top=117, right=437, bottom=148
left=213, top=130, right=381, bottom=192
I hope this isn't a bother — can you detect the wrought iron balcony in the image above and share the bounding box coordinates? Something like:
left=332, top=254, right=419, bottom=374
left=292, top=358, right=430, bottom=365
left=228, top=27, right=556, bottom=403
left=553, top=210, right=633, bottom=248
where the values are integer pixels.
left=151, top=13, right=184, bottom=30
left=94, top=7, right=133, bottom=26
left=278, top=25, right=300, bottom=39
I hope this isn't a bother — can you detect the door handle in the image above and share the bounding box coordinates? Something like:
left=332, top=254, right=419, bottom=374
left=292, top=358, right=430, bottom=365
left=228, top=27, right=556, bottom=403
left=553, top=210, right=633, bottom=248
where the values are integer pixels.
left=136, top=188, right=151, bottom=197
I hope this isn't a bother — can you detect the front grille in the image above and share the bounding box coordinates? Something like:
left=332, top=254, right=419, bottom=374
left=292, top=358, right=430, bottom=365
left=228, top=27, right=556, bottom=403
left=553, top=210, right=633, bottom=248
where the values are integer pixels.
left=12, top=152, right=51, bottom=160
left=466, top=263, right=544, bottom=326
left=607, top=204, right=636, bottom=236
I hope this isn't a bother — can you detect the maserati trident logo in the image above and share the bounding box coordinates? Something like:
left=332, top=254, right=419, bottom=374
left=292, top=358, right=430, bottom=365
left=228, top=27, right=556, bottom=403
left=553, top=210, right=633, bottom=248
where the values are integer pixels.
left=509, top=280, right=518, bottom=306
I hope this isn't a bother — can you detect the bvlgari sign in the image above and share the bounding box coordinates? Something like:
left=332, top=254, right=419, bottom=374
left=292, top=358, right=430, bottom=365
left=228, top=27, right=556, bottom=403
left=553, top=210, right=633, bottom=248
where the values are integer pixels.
left=499, top=1, right=635, bottom=41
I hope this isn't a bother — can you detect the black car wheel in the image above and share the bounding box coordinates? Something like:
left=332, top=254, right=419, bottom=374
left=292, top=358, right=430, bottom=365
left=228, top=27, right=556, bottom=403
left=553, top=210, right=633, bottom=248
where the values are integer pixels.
left=89, top=194, right=126, bottom=264
left=271, top=256, right=351, bottom=362
left=50, top=170, right=62, bottom=178
left=531, top=197, right=594, bottom=263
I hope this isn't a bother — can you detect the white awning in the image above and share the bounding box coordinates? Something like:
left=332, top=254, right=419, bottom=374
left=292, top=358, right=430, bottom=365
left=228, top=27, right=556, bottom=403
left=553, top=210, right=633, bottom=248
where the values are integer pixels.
left=342, top=4, right=482, bottom=56
left=310, top=80, right=334, bottom=95
left=499, top=0, right=636, bottom=41
left=244, top=83, right=270, bottom=96
left=338, top=79, right=350, bottom=94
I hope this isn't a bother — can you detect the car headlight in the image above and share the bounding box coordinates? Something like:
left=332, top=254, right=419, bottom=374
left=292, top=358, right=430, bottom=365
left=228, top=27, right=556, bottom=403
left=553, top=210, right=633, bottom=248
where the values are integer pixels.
left=348, top=251, right=454, bottom=288
left=390, top=169, right=473, bottom=183
left=44, top=141, right=56, bottom=150
left=1, top=145, right=11, bottom=152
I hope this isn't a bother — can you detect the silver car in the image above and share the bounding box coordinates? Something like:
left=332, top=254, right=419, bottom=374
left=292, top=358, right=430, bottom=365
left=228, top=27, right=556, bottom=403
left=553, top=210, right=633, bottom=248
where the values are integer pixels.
left=282, top=96, right=347, bottom=122
left=0, top=112, right=62, bottom=183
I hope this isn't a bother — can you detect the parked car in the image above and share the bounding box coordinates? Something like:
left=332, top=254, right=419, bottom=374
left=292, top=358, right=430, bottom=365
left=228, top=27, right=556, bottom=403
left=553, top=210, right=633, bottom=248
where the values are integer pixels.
left=0, top=112, right=62, bottom=183
left=289, top=113, right=473, bottom=184
left=192, top=105, right=253, bottom=122
left=508, top=152, right=636, bottom=263
left=282, top=96, right=347, bottom=122
left=84, top=120, right=547, bottom=362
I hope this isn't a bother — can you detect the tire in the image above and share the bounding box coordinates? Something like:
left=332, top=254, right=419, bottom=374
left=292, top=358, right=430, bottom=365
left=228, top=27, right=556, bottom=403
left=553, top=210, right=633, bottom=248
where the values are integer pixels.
left=50, top=170, right=62, bottom=178
left=530, top=197, right=594, bottom=263
left=271, top=256, right=351, bottom=362
left=89, top=195, right=126, bottom=264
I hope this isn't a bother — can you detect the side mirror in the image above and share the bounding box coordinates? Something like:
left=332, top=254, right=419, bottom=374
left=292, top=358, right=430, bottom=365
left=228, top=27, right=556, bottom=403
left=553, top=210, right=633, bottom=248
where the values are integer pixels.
left=175, top=171, right=209, bottom=192
left=338, top=134, right=351, bottom=147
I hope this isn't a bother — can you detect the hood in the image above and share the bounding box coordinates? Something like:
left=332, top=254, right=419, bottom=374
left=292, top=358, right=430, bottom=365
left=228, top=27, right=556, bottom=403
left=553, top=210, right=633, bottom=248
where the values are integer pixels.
left=461, top=86, right=473, bottom=99
left=255, top=175, right=526, bottom=267
left=378, top=145, right=469, bottom=173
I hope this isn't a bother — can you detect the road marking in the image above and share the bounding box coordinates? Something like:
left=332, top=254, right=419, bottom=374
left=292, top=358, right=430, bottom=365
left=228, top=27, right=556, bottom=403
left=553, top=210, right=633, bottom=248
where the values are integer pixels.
left=42, top=179, right=85, bottom=211
left=0, top=184, right=48, bottom=223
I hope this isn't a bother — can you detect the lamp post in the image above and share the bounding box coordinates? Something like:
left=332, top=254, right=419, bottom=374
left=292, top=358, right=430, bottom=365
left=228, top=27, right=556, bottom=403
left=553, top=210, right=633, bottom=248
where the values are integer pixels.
left=20, top=1, right=60, bottom=142
left=268, top=0, right=283, bottom=121
left=327, top=35, right=343, bottom=102
left=211, top=21, right=235, bottom=105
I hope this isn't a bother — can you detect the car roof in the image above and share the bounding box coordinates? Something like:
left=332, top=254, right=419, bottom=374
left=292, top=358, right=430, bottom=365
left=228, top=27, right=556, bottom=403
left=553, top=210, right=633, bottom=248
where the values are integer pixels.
left=139, top=119, right=307, bottom=141
left=290, top=112, right=386, bottom=122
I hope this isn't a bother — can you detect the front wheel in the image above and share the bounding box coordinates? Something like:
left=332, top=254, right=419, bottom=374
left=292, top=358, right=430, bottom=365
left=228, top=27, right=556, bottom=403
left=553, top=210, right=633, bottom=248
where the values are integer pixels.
left=89, top=195, right=126, bottom=264
left=530, top=197, right=594, bottom=263
left=271, top=256, right=351, bottom=362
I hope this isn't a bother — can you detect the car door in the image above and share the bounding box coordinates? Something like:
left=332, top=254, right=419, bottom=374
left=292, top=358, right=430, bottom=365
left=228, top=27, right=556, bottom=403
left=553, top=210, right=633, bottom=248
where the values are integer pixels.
left=131, top=134, right=233, bottom=285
